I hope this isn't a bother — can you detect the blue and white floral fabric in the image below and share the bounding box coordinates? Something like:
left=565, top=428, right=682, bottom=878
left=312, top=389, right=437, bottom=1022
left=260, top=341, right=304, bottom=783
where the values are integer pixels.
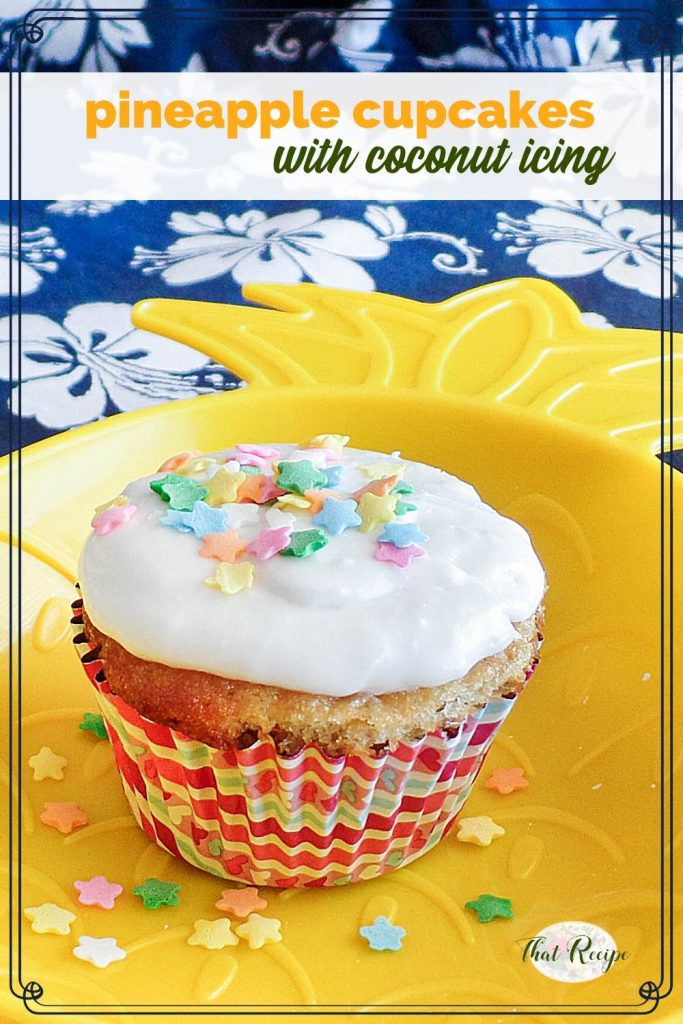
left=1, top=2, right=679, bottom=73
left=2, top=198, right=679, bottom=453
left=0, top=2, right=679, bottom=469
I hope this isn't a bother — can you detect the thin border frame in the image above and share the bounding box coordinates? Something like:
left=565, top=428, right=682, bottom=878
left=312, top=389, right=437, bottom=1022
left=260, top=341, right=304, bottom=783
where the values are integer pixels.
left=4, top=4, right=676, bottom=1017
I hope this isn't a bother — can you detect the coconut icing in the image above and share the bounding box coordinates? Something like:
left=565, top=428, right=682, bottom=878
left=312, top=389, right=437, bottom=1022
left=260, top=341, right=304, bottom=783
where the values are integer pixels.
left=79, top=438, right=545, bottom=697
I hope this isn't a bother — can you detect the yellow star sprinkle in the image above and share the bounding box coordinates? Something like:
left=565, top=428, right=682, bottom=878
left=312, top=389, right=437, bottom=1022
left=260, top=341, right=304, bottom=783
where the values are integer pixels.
left=357, top=492, right=398, bottom=533
left=188, top=918, right=239, bottom=950
left=305, top=433, right=350, bottom=453
left=275, top=492, right=312, bottom=511
left=28, top=746, right=68, bottom=782
left=24, top=903, right=76, bottom=936
left=177, top=457, right=217, bottom=476
left=94, top=495, right=127, bottom=516
left=203, top=468, right=246, bottom=507
left=205, top=562, right=254, bottom=595
left=235, top=913, right=282, bottom=950
left=360, top=460, right=405, bottom=480
left=456, top=815, right=506, bottom=847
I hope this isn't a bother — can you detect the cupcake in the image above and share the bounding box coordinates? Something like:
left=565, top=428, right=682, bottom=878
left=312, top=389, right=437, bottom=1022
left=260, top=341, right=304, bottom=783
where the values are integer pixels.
left=73, top=435, right=545, bottom=887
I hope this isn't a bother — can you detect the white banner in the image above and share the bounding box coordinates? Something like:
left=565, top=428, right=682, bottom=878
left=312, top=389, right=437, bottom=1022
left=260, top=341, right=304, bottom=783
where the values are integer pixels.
left=2, top=71, right=677, bottom=200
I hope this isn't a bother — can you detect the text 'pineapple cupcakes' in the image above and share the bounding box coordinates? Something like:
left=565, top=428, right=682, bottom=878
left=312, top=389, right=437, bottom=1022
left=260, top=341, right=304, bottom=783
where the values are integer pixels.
left=73, top=435, right=546, bottom=887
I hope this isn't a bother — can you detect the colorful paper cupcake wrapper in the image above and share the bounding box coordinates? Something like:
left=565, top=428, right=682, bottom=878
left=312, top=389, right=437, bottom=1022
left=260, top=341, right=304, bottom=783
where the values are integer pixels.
left=71, top=600, right=528, bottom=888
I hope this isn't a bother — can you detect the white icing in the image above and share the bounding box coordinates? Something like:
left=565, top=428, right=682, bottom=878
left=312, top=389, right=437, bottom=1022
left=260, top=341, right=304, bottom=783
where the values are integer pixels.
left=79, top=444, right=545, bottom=697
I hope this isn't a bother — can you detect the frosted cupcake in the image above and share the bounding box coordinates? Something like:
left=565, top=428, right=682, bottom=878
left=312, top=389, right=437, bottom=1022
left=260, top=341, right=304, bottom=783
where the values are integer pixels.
left=73, top=435, right=545, bottom=887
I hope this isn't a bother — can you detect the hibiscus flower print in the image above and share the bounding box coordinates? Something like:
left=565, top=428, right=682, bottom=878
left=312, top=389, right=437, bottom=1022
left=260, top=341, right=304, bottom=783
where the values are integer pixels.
left=494, top=200, right=683, bottom=298
left=0, top=223, right=65, bottom=297
left=131, top=208, right=390, bottom=292
left=0, top=302, right=236, bottom=431
left=2, top=0, right=150, bottom=70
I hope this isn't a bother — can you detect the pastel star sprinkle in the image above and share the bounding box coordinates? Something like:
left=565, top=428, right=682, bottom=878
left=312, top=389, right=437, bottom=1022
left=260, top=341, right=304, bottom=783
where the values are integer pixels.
left=73, top=935, right=127, bottom=968
left=205, top=561, right=254, bottom=595
left=132, top=877, right=180, bottom=910
left=395, top=500, right=417, bottom=515
left=276, top=460, right=326, bottom=495
left=215, top=887, right=267, bottom=918
left=391, top=481, right=415, bottom=495
left=199, top=530, right=247, bottom=563
left=280, top=529, right=328, bottom=558
left=359, top=915, right=406, bottom=951
left=265, top=508, right=295, bottom=529
left=236, top=443, right=280, bottom=461
left=375, top=542, right=424, bottom=568
left=161, top=501, right=229, bottom=538
left=24, top=903, right=76, bottom=936
left=236, top=474, right=269, bottom=504
left=305, top=433, right=350, bottom=452
left=91, top=503, right=137, bottom=536
left=188, top=918, right=239, bottom=949
left=74, top=876, right=123, bottom=910
left=150, top=474, right=208, bottom=511
left=378, top=522, right=428, bottom=547
left=234, top=913, right=282, bottom=950
left=40, top=802, right=89, bottom=835
left=158, top=450, right=199, bottom=472
left=28, top=746, right=67, bottom=782
left=246, top=527, right=292, bottom=560
left=357, top=492, right=398, bottom=533
left=178, top=456, right=217, bottom=475
left=312, top=498, right=361, bottom=536
left=93, top=494, right=127, bottom=516
left=275, top=492, right=312, bottom=512
left=484, top=767, right=529, bottom=795
left=79, top=712, right=107, bottom=740
left=465, top=894, right=514, bottom=923
left=203, top=468, right=246, bottom=506
left=353, top=474, right=400, bottom=501
left=302, top=488, right=332, bottom=515
left=361, top=460, right=404, bottom=480
left=456, top=816, right=506, bottom=847
left=322, top=465, right=343, bottom=488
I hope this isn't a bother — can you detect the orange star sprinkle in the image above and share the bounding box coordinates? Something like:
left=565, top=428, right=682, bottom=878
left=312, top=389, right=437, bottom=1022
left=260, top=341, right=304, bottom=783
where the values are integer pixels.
left=236, top=475, right=266, bottom=504
left=40, top=802, right=89, bottom=834
left=353, top=474, right=399, bottom=502
left=199, top=530, right=248, bottom=563
left=215, top=887, right=267, bottom=919
left=157, top=450, right=200, bottom=472
left=484, top=767, right=529, bottom=796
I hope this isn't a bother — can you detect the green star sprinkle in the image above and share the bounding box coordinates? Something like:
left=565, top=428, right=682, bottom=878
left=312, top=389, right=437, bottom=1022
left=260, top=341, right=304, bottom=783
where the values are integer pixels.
left=79, top=712, right=107, bottom=740
left=465, top=894, right=513, bottom=923
left=241, top=465, right=261, bottom=475
left=150, top=474, right=208, bottom=511
left=276, top=460, right=326, bottom=495
left=132, top=877, right=181, bottom=910
left=281, top=529, right=329, bottom=558
left=395, top=501, right=417, bottom=516
left=391, top=481, right=415, bottom=495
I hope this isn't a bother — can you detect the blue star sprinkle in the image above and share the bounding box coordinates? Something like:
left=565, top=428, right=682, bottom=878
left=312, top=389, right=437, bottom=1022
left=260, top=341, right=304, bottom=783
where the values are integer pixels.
left=312, top=498, right=361, bottom=536
left=378, top=522, right=428, bottom=547
left=322, top=465, right=343, bottom=488
left=160, top=501, right=229, bottom=538
left=359, top=915, right=406, bottom=952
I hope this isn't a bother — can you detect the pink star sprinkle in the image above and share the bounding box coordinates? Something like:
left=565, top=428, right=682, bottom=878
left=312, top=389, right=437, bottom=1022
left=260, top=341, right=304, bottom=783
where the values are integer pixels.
left=374, top=542, right=425, bottom=568
left=92, top=503, right=137, bottom=536
left=74, top=875, right=124, bottom=910
left=236, top=444, right=280, bottom=458
left=258, top=476, right=286, bottom=503
left=247, top=526, right=292, bottom=560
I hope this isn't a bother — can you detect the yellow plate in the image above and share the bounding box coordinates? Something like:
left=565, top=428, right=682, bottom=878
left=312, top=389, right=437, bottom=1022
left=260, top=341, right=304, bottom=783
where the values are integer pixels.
left=1, top=278, right=681, bottom=1023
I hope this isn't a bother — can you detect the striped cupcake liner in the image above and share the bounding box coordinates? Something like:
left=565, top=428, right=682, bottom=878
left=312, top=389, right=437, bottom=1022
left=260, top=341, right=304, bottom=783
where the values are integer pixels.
left=71, top=600, right=527, bottom=888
